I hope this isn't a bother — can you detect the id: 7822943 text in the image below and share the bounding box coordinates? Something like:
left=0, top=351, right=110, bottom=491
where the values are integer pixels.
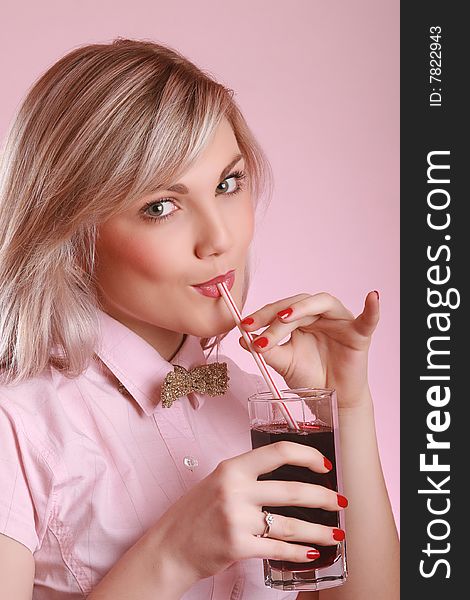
left=429, top=26, right=442, bottom=107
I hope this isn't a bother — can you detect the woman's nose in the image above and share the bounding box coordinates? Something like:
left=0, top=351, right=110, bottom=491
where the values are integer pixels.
left=194, top=207, right=232, bottom=259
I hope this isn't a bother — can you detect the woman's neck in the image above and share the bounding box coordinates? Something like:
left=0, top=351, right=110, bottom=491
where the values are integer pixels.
left=167, top=334, right=187, bottom=362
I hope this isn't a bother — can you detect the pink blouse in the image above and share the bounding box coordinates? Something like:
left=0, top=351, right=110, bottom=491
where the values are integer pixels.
left=0, top=309, right=293, bottom=599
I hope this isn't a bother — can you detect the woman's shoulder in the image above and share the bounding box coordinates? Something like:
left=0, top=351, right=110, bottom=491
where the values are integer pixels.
left=0, top=366, right=54, bottom=410
left=0, top=365, right=63, bottom=413
left=0, top=365, right=85, bottom=459
left=0, top=368, right=62, bottom=555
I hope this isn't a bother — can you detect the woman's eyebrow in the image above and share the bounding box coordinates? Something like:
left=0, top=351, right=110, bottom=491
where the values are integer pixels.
left=164, top=153, right=243, bottom=195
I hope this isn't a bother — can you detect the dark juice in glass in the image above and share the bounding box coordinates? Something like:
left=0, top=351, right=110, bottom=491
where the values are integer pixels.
left=250, top=421, right=339, bottom=571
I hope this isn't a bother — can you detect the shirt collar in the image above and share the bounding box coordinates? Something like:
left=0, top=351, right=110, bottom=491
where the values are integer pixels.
left=93, top=309, right=211, bottom=415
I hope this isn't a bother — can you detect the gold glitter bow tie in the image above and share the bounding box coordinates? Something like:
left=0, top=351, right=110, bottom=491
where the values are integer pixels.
left=160, top=362, right=230, bottom=408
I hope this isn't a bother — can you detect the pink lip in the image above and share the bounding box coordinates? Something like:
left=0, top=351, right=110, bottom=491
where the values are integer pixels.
left=192, top=270, right=235, bottom=298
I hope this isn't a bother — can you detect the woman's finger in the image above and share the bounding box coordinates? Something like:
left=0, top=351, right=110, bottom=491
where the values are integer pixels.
left=240, top=293, right=311, bottom=330
left=246, top=535, right=321, bottom=563
left=230, top=440, right=331, bottom=480
left=252, top=511, right=345, bottom=547
left=353, top=291, right=380, bottom=337
left=238, top=314, right=320, bottom=354
left=251, top=480, right=346, bottom=512
left=241, top=292, right=354, bottom=334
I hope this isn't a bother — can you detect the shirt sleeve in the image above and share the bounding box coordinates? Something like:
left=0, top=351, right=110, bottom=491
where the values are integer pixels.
left=0, top=400, right=56, bottom=554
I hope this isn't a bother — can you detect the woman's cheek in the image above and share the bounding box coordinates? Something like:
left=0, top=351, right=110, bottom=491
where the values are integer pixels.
left=97, top=224, right=176, bottom=281
left=128, top=244, right=165, bottom=277
left=234, top=196, right=255, bottom=247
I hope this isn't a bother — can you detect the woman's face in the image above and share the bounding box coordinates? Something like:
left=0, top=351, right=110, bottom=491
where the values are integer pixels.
left=94, top=117, right=255, bottom=356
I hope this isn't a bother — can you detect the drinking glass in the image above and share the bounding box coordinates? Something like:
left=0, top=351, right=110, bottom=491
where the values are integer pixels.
left=248, top=387, right=347, bottom=592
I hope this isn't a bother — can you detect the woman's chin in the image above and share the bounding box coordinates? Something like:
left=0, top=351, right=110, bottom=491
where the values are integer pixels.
left=191, top=320, right=236, bottom=339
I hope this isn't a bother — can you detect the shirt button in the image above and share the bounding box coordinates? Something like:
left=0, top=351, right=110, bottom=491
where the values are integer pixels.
left=183, top=456, right=199, bottom=471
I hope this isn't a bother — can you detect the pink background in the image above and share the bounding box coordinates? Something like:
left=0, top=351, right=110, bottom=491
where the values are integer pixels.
left=1, top=1, right=399, bottom=527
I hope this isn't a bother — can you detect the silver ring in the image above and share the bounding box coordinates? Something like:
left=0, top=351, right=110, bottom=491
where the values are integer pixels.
left=260, top=510, right=274, bottom=538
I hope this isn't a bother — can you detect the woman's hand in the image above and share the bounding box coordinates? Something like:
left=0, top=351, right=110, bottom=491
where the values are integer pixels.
left=239, top=291, right=380, bottom=409
left=148, top=442, right=347, bottom=586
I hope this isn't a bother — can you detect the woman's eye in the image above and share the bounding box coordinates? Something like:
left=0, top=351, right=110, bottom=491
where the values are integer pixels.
left=216, top=175, right=238, bottom=194
left=140, top=170, right=246, bottom=224
left=144, top=199, right=176, bottom=219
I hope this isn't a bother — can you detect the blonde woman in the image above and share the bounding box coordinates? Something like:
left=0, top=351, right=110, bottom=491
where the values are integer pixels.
left=0, top=39, right=399, bottom=599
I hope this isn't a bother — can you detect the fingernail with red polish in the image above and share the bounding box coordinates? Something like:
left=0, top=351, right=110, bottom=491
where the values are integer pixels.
left=373, top=290, right=380, bottom=300
left=323, top=456, right=333, bottom=470
left=337, top=494, right=348, bottom=508
left=306, top=549, right=320, bottom=560
left=277, top=307, right=293, bottom=319
left=241, top=317, right=254, bottom=326
left=333, top=528, right=345, bottom=542
left=253, top=336, right=268, bottom=349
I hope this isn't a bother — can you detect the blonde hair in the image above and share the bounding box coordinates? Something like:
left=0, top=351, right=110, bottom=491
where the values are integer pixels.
left=0, top=37, right=273, bottom=386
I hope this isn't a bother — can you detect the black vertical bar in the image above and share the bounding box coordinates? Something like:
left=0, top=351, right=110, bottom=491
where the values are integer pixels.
left=401, top=2, right=465, bottom=598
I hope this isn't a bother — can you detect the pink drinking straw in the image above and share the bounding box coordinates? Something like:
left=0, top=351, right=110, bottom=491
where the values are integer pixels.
left=216, top=282, right=300, bottom=431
